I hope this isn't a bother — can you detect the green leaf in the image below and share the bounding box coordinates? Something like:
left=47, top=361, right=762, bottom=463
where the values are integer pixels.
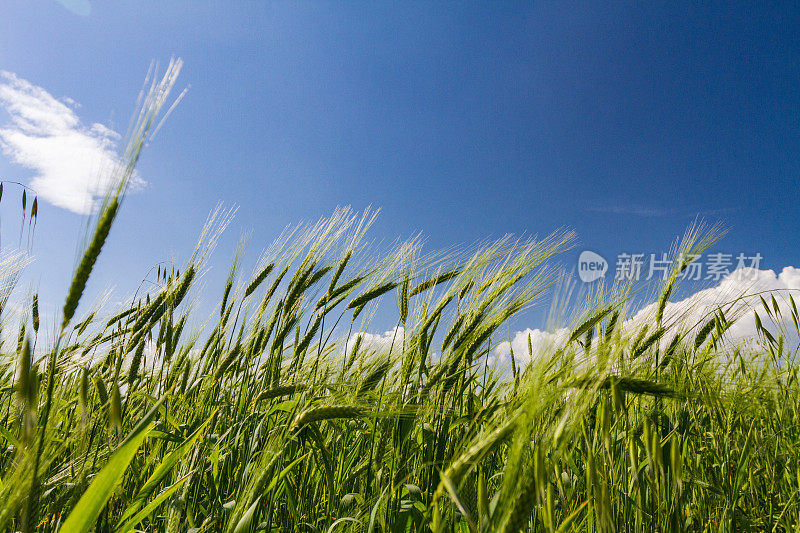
left=117, top=416, right=213, bottom=526
left=439, top=469, right=477, bottom=532
left=367, top=485, right=390, bottom=533
left=60, top=428, right=150, bottom=533
left=230, top=452, right=309, bottom=533
left=0, top=425, right=20, bottom=449
left=554, top=499, right=590, bottom=533
left=116, top=473, right=192, bottom=532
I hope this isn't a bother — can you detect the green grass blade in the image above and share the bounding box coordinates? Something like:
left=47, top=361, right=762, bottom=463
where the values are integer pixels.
left=116, top=473, right=192, bottom=532
left=59, top=428, right=150, bottom=533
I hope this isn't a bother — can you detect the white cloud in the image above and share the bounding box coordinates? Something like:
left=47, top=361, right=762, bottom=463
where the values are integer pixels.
left=625, top=267, right=800, bottom=348
left=494, top=266, right=800, bottom=368
left=346, top=326, right=405, bottom=355
left=492, top=327, right=569, bottom=369
left=0, top=71, right=137, bottom=214
left=55, top=0, right=92, bottom=17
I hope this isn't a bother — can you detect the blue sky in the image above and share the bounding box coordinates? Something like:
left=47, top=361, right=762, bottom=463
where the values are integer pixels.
left=0, top=1, right=798, bottom=334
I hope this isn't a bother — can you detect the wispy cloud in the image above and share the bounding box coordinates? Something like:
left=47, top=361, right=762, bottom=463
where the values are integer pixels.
left=54, top=0, right=91, bottom=17
left=0, top=71, right=137, bottom=214
left=585, top=205, right=672, bottom=217
left=584, top=204, right=738, bottom=218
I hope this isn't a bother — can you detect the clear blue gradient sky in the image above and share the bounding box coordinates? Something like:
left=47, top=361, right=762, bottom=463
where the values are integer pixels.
left=0, top=1, right=798, bottom=332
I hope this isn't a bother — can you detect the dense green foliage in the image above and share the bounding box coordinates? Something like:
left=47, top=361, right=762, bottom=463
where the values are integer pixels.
left=2, top=63, right=800, bottom=533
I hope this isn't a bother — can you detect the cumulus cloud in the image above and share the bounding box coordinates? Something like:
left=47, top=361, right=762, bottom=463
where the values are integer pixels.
left=0, top=71, right=136, bottom=214
left=494, top=266, right=800, bottom=369
left=346, top=327, right=406, bottom=355
left=628, top=267, right=800, bottom=346
left=492, top=327, right=569, bottom=369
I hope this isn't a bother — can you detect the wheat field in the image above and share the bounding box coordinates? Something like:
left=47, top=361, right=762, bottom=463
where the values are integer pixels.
left=1, top=61, right=799, bottom=533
